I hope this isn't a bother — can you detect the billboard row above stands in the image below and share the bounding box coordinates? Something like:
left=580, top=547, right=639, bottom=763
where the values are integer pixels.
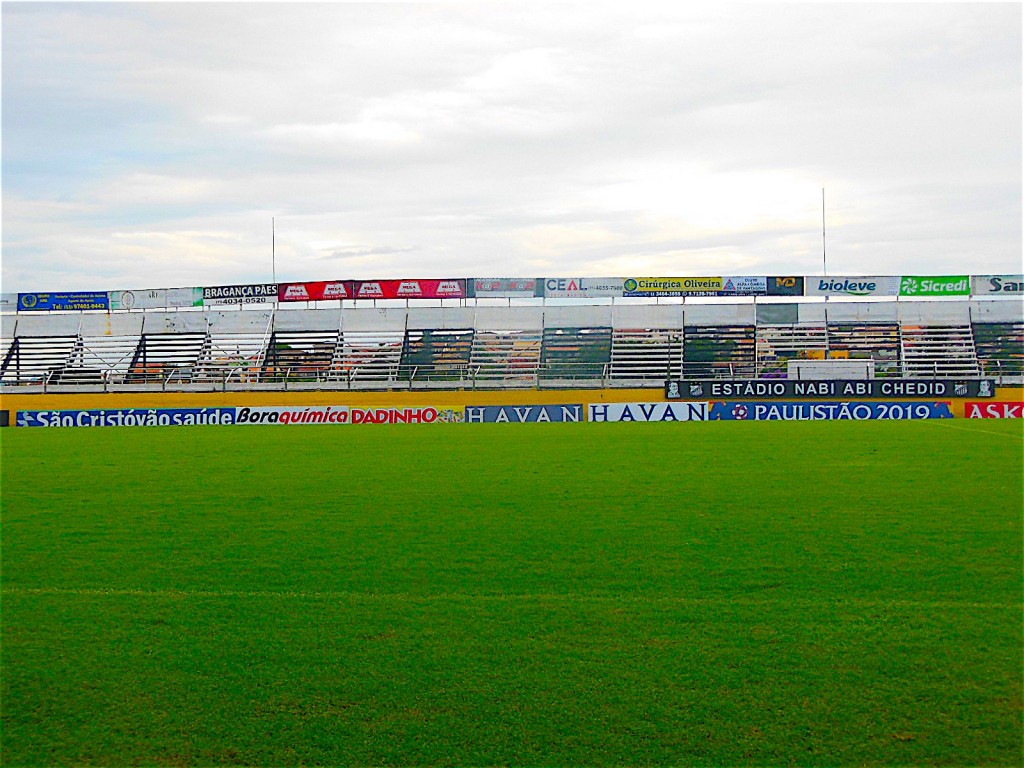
left=10, top=274, right=1023, bottom=311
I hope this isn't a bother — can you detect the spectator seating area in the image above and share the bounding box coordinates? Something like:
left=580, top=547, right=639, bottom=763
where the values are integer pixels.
left=2, top=300, right=1021, bottom=389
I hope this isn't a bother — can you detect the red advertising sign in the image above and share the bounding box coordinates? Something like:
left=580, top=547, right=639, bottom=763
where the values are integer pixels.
left=352, top=279, right=467, bottom=300
left=278, top=281, right=353, bottom=302
left=965, top=401, right=1024, bottom=419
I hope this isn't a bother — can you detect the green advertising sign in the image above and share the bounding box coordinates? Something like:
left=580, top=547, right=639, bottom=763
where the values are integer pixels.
left=899, top=275, right=970, bottom=297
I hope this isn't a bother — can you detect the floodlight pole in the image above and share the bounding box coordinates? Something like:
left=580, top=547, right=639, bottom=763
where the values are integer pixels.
left=822, top=188, right=829, bottom=311
left=821, top=188, right=827, bottom=277
left=272, top=217, right=277, bottom=284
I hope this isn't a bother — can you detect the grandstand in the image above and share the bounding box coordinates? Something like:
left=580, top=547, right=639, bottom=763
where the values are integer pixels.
left=2, top=297, right=1021, bottom=391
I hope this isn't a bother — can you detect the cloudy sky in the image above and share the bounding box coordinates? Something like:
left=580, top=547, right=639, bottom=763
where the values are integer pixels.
left=2, top=2, right=1021, bottom=293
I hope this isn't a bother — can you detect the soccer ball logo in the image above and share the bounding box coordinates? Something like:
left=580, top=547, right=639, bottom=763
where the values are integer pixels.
left=732, top=404, right=749, bottom=419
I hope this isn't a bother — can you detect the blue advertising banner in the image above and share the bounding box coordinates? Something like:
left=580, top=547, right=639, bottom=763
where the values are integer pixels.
left=464, top=404, right=584, bottom=422
left=709, top=401, right=954, bottom=421
left=17, top=292, right=110, bottom=312
left=17, top=408, right=237, bottom=427
left=668, top=379, right=995, bottom=400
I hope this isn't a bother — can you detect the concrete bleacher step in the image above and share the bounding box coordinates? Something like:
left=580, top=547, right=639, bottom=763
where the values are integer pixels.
left=1, top=336, right=79, bottom=384
left=608, top=328, right=684, bottom=380
left=127, top=332, right=208, bottom=382
left=826, top=322, right=901, bottom=377
left=755, top=325, right=829, bottom=376
left=973, top=321, right=1024, bottom=379
left=540, top=327, right=612, bottom=381
left=196, top=332, right=269, bottom=382
left=401, top=329, right=474, bottom=382
left=263, top=330, right=340, bottom=381
left=337, top=330, right=405, bottom=381
left=56, top=335, right=142, bottom=384
left=683, top=325, right=756, bottom=379
left=469, top=331, right=542, bottom=381
left=899, top=324, right=981, bottom=378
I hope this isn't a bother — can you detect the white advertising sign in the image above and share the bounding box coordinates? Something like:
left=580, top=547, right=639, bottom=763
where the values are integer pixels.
left=972, top=275, right=1024, bottom=295
left=543, top=277, right=625, bottom=299
left=588, top=402, right=709, bottom=422
left=804, top=276, right=901, bottom=297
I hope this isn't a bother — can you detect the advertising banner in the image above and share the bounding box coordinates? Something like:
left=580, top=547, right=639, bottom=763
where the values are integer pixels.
left=469, top=278, right=541, bottom=298
left=235, top=406, right=351, bottom=424
left=971, top=275, right=1024, bottom=296
left=899, top=275, right=970, bottom=297
left=349, top=406, right=462, bottom=423
left=1, top=294, right=18, bottom=312
left=624, top=277, right=719, bottom=296
left=721, top=277, right=767, bottom=295
left=203, top=284, right=278, bottom=306
left=464, top=404, right=584, bottom=422
left=232, top=405, right=459, bottom=424
left=109, top=287, right=203, bottom=310
left=17, top=291, right=110, bottom=312
left=588, top=402, right=708, bottom=422
left=542, top=278, right=625, bottom=299
left=352, top=280, right=467, bottom=300
left=278, top=281, right=353, bottom=302
left=666, top=379, right=995, bottom=400
left=709, top=401, right=954, bottom=421
left=964, top=402, right=1023, bottom=419
left=766, top=277, right=805, bottom=296
left=804, top=276, right=901, bottom=297
left=16, top=405, right=462, bottom=427
left=621, top=276, right=768, bottom=297
left=17, top=408, right=237, bottom=427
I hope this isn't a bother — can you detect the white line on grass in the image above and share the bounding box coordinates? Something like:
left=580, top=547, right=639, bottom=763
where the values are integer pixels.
left=925, top=419, right=1024, bottom=441
left=1, top=586, right=1018, bottom=610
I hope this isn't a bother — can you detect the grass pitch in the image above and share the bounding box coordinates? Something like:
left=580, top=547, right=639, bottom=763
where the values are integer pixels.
left=2, top=420, right=1022, bottom=766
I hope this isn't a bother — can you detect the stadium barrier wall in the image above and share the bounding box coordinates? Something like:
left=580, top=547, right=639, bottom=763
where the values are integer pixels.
left=2, top=387, right=1021, bottom=425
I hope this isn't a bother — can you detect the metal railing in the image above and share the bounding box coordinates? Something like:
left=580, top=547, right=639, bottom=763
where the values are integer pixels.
left=3, top=356, right=1021, bottom=392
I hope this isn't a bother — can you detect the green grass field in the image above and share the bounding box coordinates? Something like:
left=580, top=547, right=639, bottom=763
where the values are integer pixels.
left=2, top=420, right=1022, bottom=766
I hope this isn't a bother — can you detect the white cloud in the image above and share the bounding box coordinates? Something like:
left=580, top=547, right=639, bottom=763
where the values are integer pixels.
left=1, top=2, right=1019, bottom=292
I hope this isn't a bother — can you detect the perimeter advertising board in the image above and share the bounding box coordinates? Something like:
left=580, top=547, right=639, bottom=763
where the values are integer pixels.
left=899, top=275, right=970, bottom=297
left=804, top=276, right=901, bottom=297
left=588, top=402, right=708, bottom=422
left=1, top=294, right=17, bottom=312
left=203, top=284, right=278, bottom=306
left=17, top=408, right=237, bottom=427
left=972, top=275, right=1024, bottom=296
left=16, top=405, right=462, bottom=427
left=622, top=277, right=768, bottom=297
left=278, top=281, right=353, bottom=302
left=709, top=401, right=954, bottom=420
left=464, top=404, right=583, bottom=422
left=352, top=280, right=467, bottom=300
left=234, top=405, right=461, bottom=424
left=17, top=292, right=110, bottom=312
left=964, top=402, right=1023, bottom=418
left=766, top=277, right=805, bottom=296
left=666, top=379, right=996, bottom=400
left=542, top=278, right=624, bottom=299
left=468, top=278, right=541, bottom=298
left=109, top=288, right=203, bottom=310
